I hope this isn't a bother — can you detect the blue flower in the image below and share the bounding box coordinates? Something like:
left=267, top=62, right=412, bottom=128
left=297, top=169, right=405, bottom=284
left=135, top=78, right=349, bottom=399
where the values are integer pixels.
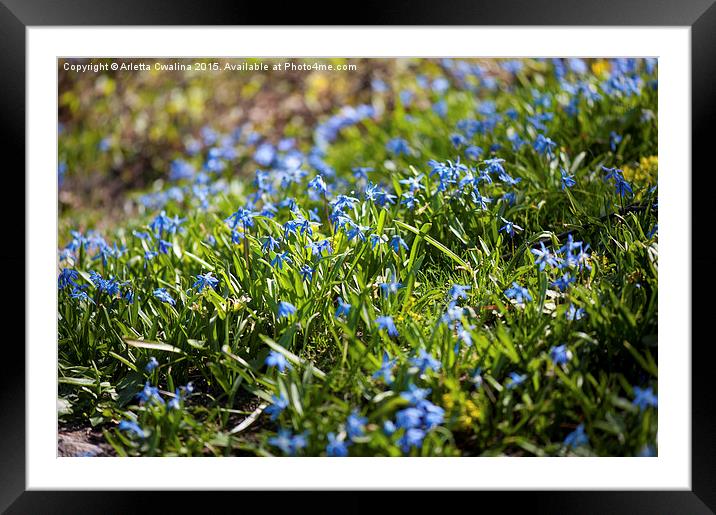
left=560, top=168, right=576, bottom=190
left=308, top=174, right=328, bottom=195
left=153, top=288, right=175, bottom=306
left=379, top=278, right=403, bottom=297
left=448, top=284, right=471, bottom=300
left=506, top=372, right=527, bottom=389
left=432, top=100, right=447, bottom=118
left=465, top=145, right=483, bottom=161
left=499, top=218, right=523, bottom=237
left=271, top=251, right=292, bottom=270
left=497, top=170, right=522, bottom=186
left=145, top=357, right=159, bottom=372
left=193, top=272, right=219, bottom=292
left=549, top=344, right=572, bottom=365
left=566, top=304, right=586, bottom=321
left=299, top=265, right=315, bottom=282
left=533, top=133, right=557, bottom=158
left=386, top=138, right=411, bottom=156
left=326, top=432, right=349, bottom=457
left=410, top=349, right=441, bottom=374
left=441, top=302, right=465, bottom=327
left=372, top=352, right=396, bottom=384
left=265, top=394, right=289, bottom=421
left=70, top=287, right=93, bottom=303
left=335, top=297, right=351, bottom=318
left=137, top=381, right=164, bottom=405
left=504, top=282, right=532, bottom=304
left=551, top=273, right=575, bottom=292
left=614, top=177, right=633, bottom=197
left=265, top=350, right=291, bottom=372
left=396, top=407, right=423, bottom=429
left=346, top=410, right=368, bottom=439
left=58, top=268, right=79, bottom=289
left=268, top=428, right=306, bottom=455
left=399, top=175, right=425, bottom=192
left=168, top=387, right=188, bottom=410
left=383, top=420, right=397, bottom=435
left=531, top=242, right=559, bottom=271
left=564, top=424, right=589, bottom=449
left=400, top=383, right=431, bottom=405
left=483, top=157, right=506, bottom=175
left=609, top=131, right=623, bottom=152
left=306, top=239, right=332, bottom=257
left=471, top=367, right=484, bottom=388
left=601, top=166, right=624, bottom=182
left=638, top=445, right=657, bottom=457
left=277, top=301, right=297, bottom=319
left=118, top=420, right=146, bottom=438
left=419, top=399, right=445, bottom=429
left=225, top=206, right=257, bottom=230
left=157, top=239, right=172, bottom=255
left=632, top=386, right=658, bottom=411
left=254, top=143, right=276, bottom=167
left=375, top=316, right=399, bottom=337
left=398, top=427, right=426, bottom=452
left=261, top=236, right=281, bottom=253
left=390, top=235, right=409, bottom=253
left=450, top=133, right=467, bottom=148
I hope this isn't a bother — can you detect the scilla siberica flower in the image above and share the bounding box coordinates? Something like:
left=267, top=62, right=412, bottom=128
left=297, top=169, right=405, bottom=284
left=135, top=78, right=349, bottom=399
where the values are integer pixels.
left=398, top=428, right=427, bottom=452
left=268, top=428, right=306, bottom=455
left=632, top=386, right=658, bottom=411
left=379, top=277, right=403, bottom=297
left=375, top=315, right=399, bottom=337
left=560, top=168, right=576, bottom=190
left=390, top=235, right=409, bottom=253
left=549, top=344, right=572, bottom=365
left=386, top=137, right=411, bottom=156
left=58, top=268, right=79, bottom=289
left=345, top=410, right=368, bottom=439
left=145, top=357, right=159, bottom=372
left=308, top=174, right=327, bottom=195
left=265, top=350, right=291, bottom=372
left=299, top=265, right=315, bottom=282
left=563, top=424, right=589, bottom=449
left=153, top=288, right=175, bottom=306
left=193, top=272, right=218, bottom=292
left=118, top=420, right=146, bottom=438
left=499, top=218, right=523, bottom=237
left=372, top=352, right=396, bottom=385
left=265, top=393, right=289, bottom=421
left=566, top=304, right=586, bottom=321
left=448, top=284, right=471, bottom=300
left=277, top=301, right=297, bottom=319
left=506, top=372, right=528, bottom=389
left=410, top=349, right=441, bottom=374
left=504, top=282, right=532, bottom=304
left=326, top=432, right=349, bottom=457
left=531, top=242, right=559, bottom=271
left=335, top=297, right=351, bottom=318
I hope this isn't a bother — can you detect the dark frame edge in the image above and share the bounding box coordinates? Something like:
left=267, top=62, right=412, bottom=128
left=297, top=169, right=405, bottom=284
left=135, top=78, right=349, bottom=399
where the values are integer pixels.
left=0, top=1, right=27, bottom=514
left=691, top=0, right=716, bottom=512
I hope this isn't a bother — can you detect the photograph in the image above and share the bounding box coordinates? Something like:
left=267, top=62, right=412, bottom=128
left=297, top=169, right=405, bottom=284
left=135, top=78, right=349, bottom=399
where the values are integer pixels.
left=57, top=56, right=659, bottom=458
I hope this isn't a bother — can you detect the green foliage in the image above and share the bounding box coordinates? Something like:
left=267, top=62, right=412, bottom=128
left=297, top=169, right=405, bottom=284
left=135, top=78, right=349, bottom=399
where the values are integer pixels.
left=58, top=58, right=658, bottom=457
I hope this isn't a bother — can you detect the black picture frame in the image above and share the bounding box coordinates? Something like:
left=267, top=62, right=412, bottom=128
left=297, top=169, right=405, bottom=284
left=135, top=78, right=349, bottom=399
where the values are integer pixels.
left=2, top=1, right=714, bottom=512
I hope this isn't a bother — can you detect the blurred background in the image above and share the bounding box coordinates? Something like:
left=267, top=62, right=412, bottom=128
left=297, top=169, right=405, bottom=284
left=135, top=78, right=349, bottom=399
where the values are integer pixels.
left=59, top=57, right=650, bottom=232
left=59, top=59, right=416, bottom=215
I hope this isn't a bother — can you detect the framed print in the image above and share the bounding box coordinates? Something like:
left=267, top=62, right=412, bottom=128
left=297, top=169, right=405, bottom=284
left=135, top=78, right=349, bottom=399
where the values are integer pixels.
left=2, top=0, right=715, bottom=512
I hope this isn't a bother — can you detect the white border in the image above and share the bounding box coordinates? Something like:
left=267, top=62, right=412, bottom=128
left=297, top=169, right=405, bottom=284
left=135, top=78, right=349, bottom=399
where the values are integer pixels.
left=28, top=27, right=690, bottom=490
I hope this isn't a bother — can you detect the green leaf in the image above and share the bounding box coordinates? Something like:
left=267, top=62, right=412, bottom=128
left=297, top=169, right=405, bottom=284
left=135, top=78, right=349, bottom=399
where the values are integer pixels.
left=124, top=338, right=183, bottom=354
